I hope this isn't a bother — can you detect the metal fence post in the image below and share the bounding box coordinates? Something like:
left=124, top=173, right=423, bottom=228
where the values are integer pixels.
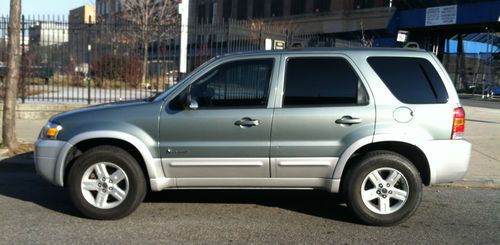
left=156, top=22, right=160, bottom=93
left=20, top=14, right=25, bottom=103
left=87, top=15, right=92, bottom=104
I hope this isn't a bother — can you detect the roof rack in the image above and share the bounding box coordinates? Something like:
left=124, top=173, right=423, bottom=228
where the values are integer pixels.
left=404, top=42, right=420, bottom=49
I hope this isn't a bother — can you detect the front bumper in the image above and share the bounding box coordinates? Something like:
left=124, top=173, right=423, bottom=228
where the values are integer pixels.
left=418, top=140, right=472, bottom=185
left=34, top=139, right=69, bottom=186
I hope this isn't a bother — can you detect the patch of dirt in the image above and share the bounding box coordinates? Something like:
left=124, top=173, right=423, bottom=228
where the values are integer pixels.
left=2, top=143, right=34, bottom=157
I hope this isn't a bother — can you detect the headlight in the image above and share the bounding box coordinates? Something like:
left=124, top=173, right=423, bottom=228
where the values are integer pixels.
left=40, top=122, right=63, bottom=139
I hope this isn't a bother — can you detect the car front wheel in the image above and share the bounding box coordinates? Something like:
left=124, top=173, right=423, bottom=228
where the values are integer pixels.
left=67, top=146, right=146, bottom=220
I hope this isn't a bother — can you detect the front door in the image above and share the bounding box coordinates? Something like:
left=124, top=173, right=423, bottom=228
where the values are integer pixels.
left=159, top=58, right=278, bottom=180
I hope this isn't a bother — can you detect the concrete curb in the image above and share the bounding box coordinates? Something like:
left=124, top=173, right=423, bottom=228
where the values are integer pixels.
left=0, top=103, right=86, bottom=120
left=434, top=180, right=500, bottom=189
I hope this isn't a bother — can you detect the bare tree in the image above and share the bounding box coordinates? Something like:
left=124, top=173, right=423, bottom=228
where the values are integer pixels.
left=2, top=0, right=21, bottom=152
left=119, top=0, right=179, bottom=86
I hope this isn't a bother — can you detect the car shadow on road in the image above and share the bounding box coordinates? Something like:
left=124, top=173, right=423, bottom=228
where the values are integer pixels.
left=0, top=154, right=83, bottom=218
left=145, top=189, right=360, bottom=224
left=0, top=155, right=359, bottom=223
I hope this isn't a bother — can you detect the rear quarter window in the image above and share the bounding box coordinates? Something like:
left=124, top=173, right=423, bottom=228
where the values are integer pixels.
left=367, top=57, right=448, bottom=104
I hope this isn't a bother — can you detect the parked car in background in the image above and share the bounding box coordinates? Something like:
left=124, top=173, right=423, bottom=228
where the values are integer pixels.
left=486, top=85, right=500, bottom=98
left=35, top=48, right=471, bottom=226
left=0, top=64, right=53, bottom=83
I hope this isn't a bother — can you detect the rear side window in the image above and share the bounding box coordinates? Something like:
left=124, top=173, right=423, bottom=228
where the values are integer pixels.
left=284, top=57, right=368, bottom=106
left=367, top=57, right=448, bottom=104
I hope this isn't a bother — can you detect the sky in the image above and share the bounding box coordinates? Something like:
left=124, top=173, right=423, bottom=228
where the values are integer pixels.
left=446, top=40, right=495, bottom=53
left=0, top=0, right=495, bottom=53
left=0, top=0, right=94, bottom=16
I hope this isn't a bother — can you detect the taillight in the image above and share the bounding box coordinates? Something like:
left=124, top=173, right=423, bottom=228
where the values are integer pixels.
left=451, top=107, right=465, bottom=139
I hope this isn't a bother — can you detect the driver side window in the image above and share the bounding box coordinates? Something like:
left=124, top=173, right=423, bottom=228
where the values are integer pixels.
left=173, top=59, right=274, bottom=110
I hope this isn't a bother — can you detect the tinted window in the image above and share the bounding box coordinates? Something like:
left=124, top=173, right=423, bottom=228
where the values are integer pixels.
left=368, top=57, right=448, bottom=104
left=175, top=59, right=273, bottom=109
left=284, top=58, right=368, bottom=106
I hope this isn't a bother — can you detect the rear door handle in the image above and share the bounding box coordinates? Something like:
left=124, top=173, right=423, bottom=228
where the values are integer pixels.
left=235, top=117, right=260, bottom=127
left=335, top=116, right=362, bottom=125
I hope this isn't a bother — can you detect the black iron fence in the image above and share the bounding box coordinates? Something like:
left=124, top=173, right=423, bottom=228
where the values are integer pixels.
left=442, top=52, right=500, bottom=94
left=0, top=16, right=358, bottom=104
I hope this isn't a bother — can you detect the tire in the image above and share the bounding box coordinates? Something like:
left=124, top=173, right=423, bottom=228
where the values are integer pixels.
left=344, top=151, right=422, bottom=226
left=67, top=145, right=146, bottom=220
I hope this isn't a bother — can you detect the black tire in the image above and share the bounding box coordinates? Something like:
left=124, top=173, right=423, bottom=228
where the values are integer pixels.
left=67, top=145, right=146, bottom=220
left=344, top=151, right=422, bottom=226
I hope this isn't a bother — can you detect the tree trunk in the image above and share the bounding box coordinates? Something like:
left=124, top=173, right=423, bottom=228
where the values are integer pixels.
left=2, top=0, right=21, bottom=151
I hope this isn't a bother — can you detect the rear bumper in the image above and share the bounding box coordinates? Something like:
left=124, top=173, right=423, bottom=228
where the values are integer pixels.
left=34, top=139, right=69, bottom=186
left=418, top=140, right=471, bottom=185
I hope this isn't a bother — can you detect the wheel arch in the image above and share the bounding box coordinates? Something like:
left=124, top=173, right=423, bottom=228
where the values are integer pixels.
left=55, top=131, right=161, bottom=187
left=335, top=141, right=431, bottom=192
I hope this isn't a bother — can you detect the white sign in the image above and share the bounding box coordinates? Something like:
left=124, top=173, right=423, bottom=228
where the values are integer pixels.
left=425, top=5, right=457, bottom=26
left=396, top=30, right=408, bottom=43
left=265, top=38, right=272, bottom=50
left=274, top=40, right=285, bottom=50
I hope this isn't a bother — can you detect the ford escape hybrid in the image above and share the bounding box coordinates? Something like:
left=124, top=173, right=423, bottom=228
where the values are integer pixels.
left=35, top=49, right=471, bottom=226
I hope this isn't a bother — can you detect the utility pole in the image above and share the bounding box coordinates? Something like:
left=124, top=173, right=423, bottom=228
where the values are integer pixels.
left=179, top=0, right=189, bottom=74
left=2, top=0, right=22, bottom=152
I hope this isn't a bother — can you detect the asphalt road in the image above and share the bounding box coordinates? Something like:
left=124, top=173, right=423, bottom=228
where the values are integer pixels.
left=0, top=163, right=499, bottom=244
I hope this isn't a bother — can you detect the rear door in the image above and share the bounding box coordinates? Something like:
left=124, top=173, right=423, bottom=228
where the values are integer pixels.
left=270, top=54, right=375, bottom=178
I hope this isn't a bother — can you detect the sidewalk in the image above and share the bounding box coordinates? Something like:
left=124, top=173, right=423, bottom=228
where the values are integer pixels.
left=1, top=105, right=499, bottom=188
left=448, top=106, right=500, bottom=188
left=0, top=119, right=47, bottom=144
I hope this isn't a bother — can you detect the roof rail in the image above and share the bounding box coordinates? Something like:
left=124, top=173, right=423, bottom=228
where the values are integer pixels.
left=404, top=42, right=420, bottom=49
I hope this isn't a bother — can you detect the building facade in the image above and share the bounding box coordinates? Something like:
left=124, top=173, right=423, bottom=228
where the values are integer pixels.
left=29, top=22, right=68, bottom=47
left=192, top=0, right=390, bottom=22
left=69, top=5, right=96, bottom=65
left=95, top=0, right=121, bottom=20
left=69, top=5, right=97, bottom=24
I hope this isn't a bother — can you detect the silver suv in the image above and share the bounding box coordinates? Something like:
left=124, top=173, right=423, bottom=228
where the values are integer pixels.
left=35, top=49, right=471, bottom=225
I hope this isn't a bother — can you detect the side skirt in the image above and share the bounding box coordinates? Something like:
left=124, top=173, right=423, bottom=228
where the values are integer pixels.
left=150, top=177, right=341, bottom=193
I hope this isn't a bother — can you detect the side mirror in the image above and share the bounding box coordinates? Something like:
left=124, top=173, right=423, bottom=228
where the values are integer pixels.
left=183, top=92, right=198, bottom=110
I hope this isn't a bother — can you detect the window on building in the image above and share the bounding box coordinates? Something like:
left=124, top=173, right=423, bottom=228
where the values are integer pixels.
left=271, top=0, right=284, bottom=17
left=284, top=58, right=368, bottom=106
left=197, top=3, right=206, bottom=22
left=253, top=0, right=265, bottom=18
left=223, top=0, right=232, bottom=20
left=105, top=1, right=110, bottom=14
left=313, top=0, right=330, bottom=13
left=367, top=57, right=448, bottom=104
left=237, top=0, right=248, bottom=19
left=354, top=0, right=375, bottom=9
left=209, top=1, right=216, bottom=23
left=171, top=59, right=274, bottom=109
left=290, top=0, right=306, bottom=15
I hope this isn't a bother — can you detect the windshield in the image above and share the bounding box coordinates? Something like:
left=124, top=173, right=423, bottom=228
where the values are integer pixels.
left=151, top=57, right=218, bottom=102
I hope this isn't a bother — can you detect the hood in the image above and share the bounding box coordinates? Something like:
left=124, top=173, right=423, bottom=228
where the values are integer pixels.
left=50, top=100, right=152, bottom=123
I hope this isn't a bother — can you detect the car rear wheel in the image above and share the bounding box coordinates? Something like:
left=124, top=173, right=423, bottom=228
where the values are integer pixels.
left=345, top=151, right=422, bottom=226
left=67, top=146, right=146, bottom=220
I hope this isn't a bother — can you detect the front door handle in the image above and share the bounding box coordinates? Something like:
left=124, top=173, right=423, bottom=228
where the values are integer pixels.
left=235, top=117, right=260, bottom=127
left=335, top=116, right=362, bottom=125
